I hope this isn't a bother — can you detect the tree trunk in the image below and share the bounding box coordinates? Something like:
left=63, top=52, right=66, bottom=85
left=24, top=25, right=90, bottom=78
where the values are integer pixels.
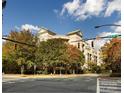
left=45, top=68, right=48, bottom=74
left=65, top=69, right=67, bottom=74
left=21, top=65, right=24, bottom=75
left=53, top=68, right=56, bottom=74
left=60, top=68, right=62, bottom=75
left=73, top=69, right=75, bottom=74
left=34, top=65, right=36, bottom=75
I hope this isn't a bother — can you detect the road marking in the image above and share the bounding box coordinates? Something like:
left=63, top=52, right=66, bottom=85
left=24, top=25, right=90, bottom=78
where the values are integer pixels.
left=97, top=78, right=121, bottom=93
left=8, top=81, right=15, bottom=84
left=97, top=78, right=100, bottom=93
left=2, top=81, right=16, bottom=84
left=2, top=78, right=36, bottom=84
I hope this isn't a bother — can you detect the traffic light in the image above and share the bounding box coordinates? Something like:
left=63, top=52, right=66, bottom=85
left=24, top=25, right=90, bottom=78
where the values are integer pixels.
left=14, top=44, right=17, bottom=50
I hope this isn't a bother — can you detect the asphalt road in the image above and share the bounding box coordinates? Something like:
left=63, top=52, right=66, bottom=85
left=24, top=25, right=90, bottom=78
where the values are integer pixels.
left=2, top=76, right=97, bottom=93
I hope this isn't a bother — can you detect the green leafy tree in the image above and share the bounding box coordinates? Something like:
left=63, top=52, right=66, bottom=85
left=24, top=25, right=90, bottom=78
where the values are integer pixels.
left=35, top=38, right=85, bottom=74
left=86, top=61, right=98, bottom=73
left=2, top=30, right=37, bottom=74
left=35, top=38, right=68, bottom=74
left=16, top=57, right=25, bottom=74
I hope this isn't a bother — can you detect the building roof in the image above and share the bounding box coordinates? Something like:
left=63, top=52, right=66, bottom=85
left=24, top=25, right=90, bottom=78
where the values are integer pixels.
left=67, top=29, right=83, bottom=37
left=38, top=27, right=56, bottom=35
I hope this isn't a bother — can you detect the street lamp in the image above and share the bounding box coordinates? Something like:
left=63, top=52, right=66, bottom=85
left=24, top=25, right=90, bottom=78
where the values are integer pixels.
left=93, top=24, right=121, bottom=49
left=95, top=24, right=121, bottom=28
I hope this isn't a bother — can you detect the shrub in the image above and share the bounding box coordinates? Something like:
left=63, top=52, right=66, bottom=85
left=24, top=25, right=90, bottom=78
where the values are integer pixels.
left=110, top=73, right=121, bottom=77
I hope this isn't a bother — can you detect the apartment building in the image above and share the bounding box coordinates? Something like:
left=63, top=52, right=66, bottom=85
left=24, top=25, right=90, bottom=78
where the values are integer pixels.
left=37, top=27, right=98, bottom=66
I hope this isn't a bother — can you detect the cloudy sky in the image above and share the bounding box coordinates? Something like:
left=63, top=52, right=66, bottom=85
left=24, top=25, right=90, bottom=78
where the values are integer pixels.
left=3, top=0, right=121, bottom=50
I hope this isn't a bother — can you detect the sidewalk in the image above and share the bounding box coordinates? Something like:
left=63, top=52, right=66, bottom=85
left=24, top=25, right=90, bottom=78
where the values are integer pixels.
left=3, top=74, right=119, bottom=84
left=3, top=73, right=114, bottom=83
left=3, top=74, right=100, bottom=79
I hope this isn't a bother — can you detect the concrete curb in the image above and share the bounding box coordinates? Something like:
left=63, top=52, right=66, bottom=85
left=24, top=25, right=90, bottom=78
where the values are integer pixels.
left=3, top=74, right=100, bottom=78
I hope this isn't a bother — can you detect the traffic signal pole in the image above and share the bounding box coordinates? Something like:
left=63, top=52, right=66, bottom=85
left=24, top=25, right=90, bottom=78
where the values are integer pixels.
left=2, top=37, right=35, bottom=47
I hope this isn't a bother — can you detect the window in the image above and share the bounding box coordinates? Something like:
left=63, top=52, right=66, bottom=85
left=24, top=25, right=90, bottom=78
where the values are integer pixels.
left=78, top=42, right=80, bottom=49
left=82, top=44, right=84, bottom=48
left=91, top=41, right=94, bottom=47
left=90, top=54, right=92, bottom=61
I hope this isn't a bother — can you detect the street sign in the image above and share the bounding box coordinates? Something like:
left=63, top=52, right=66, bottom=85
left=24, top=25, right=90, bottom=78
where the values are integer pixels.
left=107, top=34, right=121, bottom=38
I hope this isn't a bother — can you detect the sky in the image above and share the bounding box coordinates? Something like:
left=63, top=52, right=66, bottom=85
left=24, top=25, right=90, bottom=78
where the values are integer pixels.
left=2, top=0, right=121, bottom=50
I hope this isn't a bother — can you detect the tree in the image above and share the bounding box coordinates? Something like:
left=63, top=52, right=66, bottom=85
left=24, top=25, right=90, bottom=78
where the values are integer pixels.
left=26, top=60, right=36, bottom=74
left=85, top=61, right=98, bottom=73
left=100, top=38, right=121, bottom=73
left=2, top=30, right=37, bottom=74
left=16, top=57, right=25, bottom=74
left=35, top=38, right=85, bottom=74
left=35, top=38, right=68, bottom=74
left=67, top=45, right=85, bottom=74
left=3, top=30, right=85, bottom=74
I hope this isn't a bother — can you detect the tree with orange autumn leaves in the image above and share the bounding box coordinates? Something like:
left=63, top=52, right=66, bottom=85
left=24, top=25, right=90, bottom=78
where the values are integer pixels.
left=100, top=38, right=121, bottom=73
left=66, top=45, right=85, bottom=74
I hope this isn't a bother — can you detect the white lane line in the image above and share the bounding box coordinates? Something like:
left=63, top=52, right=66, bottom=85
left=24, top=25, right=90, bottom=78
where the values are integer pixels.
left=8, top=81, right=15, bottom=84
left=100, top=86, right=121, bottom=90
left=3, top=78, right=27, bottom=83
left=97, top=78, right=100, bottom=93
left=100, top=82, right=121, bottom=86
left=100, top=89, right=121, bottom=93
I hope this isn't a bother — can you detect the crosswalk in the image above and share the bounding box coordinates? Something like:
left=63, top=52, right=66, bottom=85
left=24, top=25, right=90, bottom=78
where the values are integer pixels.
left=97, top=78, right=121, bottom=93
